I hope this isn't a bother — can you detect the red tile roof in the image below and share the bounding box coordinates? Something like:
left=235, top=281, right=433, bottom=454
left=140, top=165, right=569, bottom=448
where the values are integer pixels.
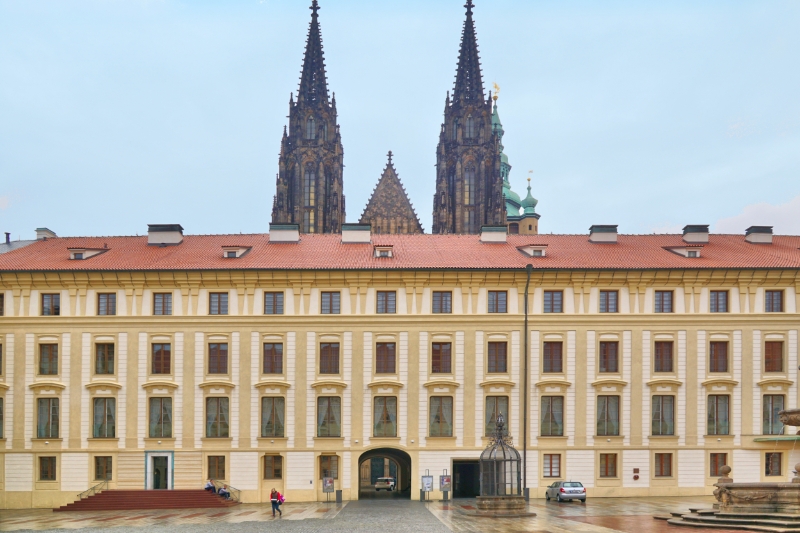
left=0, top=233, right=798, bottom=272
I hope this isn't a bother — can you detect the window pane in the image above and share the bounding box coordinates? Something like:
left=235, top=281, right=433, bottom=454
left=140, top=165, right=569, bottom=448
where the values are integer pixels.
left=600, top=291, right=618, bottom=313
left=263, top=343, right=284, bottom=374
left=429, top=396, right=453, bottom=437
left=154, top=293, right=172, bottom=316
left=654, top=342, right=673, bottom=372
left=320, top=343, right=340, bottom=374
left=377, top=291, right=396, bottom=314
left=543, top=342, right=563, bottom=373
left=652, top=395, right=675, bottom=436
left=488, top=291, right=507, bottom=313
left=264, top=456, right=283, bottom=479
left=37, top=398, right=59, bottom=438
left=766, top=453, right=782, bottom=476
left=765, top=291, right=783, bottom=313
left=597, top=396, right=620, bottom=436
left=261, top=397, right=285, bottom=437
left=149, top=397, right=172, bottom=438
left=432, top=292, right=452, bottom=314
left=93, top=398, right=116, bottom=438
left=487, top=342, right=507, bottom=373
left=39, top=344, right=58, bottom=375
left=655, top=291, right=673, bottom=313
left=763, top=395, right=785, bottom=435
left=599, top=342, right=619, bottom=373
left=655, top=453, right=672, bottom=477
left=264, top=292, right=284, bottom=315
left=484, top=396, right=509, bottom=436
left=600, top=454, right=617, bottom=477
left=540, top=396, right=564, bottom=436
left=765, top=341, right=784, bottom=372
left=710, top=291, right=728, bottom=313
left=543, top=454, right=561, bottom=477
left=376, top=343, right=396, bottom=374
left=707, top=395, right=730, bottom=435
left=710, top=453, right=727, bottom=476
left=152, top=344, right=171, bottom=374
left=208, top=343, right=229, bottom=374
left=431, top=342, right=452, bottom=373
left=317, top=397, right=341, bottom=437
left=95, top=457, right=112, bottom=481
left=710, top=342, right=728, bottom=372
left=206, top=397, right=230, bottom=438
left=373, top=396, right=398, bottom=437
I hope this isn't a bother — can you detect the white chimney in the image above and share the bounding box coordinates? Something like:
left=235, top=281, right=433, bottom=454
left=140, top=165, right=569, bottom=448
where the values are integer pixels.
left=589, top=225, right=618, bottom=243
left=745, top=226, right=773, bottom=244
left=36, top=227, right=57, bottom=240
left=147, top=224, right=184, bottom=246
left=682, top=225, right=709, bottom=244
left=480, top=225, right=508, bottom=243
left=269, top=224, right=300, bottom=243
left=342, top=224, right=371, bottom=244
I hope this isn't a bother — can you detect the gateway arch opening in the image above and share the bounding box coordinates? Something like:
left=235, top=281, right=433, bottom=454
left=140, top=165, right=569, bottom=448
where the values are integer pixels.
left=358, top=448, right=411, bottom=500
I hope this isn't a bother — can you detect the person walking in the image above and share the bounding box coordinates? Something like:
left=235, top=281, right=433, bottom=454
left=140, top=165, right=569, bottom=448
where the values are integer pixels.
left=270, top=488, right=283, bottom=517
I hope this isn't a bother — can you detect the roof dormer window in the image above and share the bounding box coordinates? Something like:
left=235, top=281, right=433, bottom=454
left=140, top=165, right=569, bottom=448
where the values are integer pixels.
left=68, top=247, right=107, bottom=260
left=663, top=245, right=703, bottom=258
left=517, top=244, right=548, bottom=257
left=221, top=246, right=251, bottom=259
left=374, top=245, right=393, bottom=258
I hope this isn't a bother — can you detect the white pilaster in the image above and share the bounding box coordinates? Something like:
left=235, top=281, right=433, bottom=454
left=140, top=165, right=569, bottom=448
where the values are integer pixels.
left=586, top=331, right=596, bottom=447
left=139, top=332, right=148, bottom=449
left=343, top=331, right=352, bottom=447
left=231, top=332, right=240, bottom=448
left=286, top=332, right=296, bottom=448
left=24, top=334, right=33, bottom=449
left=194, top=332, right=204, bottom=447
left=566, top=331, right=576, bottom=447
left=529, top=330, right=540, bottom=447
left=419, top=332, right=428, bottom=447
left=363, top=332, right=373, bottom=447
left=399, top=332, right=408, bottom=447
left=623, top=330, right=631, bottom=446
left=733, top=330, right=742, bottom=445
left=251, top=332, right=259, bottom=449
left=697, top=331, right=706, bottom=446
left=117, top=332, right=127, bottom=448
left=61, top=333, right=71, bottom=445
left=174, top=332, right=183, bottom=448
left=642, top=331, right=651, bottom=447
left=752, top=330, right=762, bottom=435
left=306, top=332, right=315, bottom=448
left=510, top=330, right=520, bottom=445
left=455, top=331, right=464, bottom=447
left=475, top=331, right=484, bottom=447
left=678, top=331, right=687, bottom=446
left=4, top=333, right=14, bottom=448
left=81, top=333, right=90, bottom=447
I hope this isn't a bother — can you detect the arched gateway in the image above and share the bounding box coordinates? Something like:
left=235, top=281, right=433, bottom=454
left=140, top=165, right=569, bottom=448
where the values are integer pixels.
left=357, top=448, right=412, bottom=499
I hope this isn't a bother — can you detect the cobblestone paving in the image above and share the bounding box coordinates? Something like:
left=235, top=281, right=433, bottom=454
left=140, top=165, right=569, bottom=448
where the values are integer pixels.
left=0, top=496, right=736, bottom=533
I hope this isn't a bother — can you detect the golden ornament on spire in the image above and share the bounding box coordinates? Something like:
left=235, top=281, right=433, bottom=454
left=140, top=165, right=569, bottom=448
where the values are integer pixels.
left=492, top=82, right=500, bottom=101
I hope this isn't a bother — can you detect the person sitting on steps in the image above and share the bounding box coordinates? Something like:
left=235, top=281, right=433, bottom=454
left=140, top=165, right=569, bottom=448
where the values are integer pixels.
left=204, top=479, right=215, bottom=492
left=218, top=485, right=231, bottom=500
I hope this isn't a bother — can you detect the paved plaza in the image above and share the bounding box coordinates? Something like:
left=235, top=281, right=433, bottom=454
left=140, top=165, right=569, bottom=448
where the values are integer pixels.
left=0, top=496, right=745, bottom=533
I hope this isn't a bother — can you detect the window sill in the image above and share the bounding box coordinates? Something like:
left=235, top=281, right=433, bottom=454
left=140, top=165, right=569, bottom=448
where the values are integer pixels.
left=31, top=438, right=62, bottom=442
left=314, top=437, right=344, bottom=441
left=144, top=437, right=175, bottom=442
left=370, top=436, right=401, bottom=441
left=201, top=437, right=233, bottom=441
left=258, top=437, right=287, bottom=441
left=88, top=437, right=119, bottom=441
left=426, top=436, right=456, bottom=441
left=649, top=435, right=679, bottom=439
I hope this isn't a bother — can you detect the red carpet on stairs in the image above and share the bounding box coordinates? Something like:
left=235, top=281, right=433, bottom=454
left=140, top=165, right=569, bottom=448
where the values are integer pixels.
left=54, top=490, right=239, bottom=512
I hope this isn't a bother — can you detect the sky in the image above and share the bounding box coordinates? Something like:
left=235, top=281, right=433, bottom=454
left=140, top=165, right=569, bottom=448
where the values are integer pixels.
left=1, top=0, right=799, bottom=240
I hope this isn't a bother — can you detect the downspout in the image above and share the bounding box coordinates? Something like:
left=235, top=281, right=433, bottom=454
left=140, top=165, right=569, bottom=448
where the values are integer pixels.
left=523, top=263, right=532, bottom=499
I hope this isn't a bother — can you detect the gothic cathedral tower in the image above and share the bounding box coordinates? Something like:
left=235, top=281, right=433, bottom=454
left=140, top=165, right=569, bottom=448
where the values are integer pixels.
left=271, top=1, right=345, bottom=233
left=432, top=1, right=505, bottom=234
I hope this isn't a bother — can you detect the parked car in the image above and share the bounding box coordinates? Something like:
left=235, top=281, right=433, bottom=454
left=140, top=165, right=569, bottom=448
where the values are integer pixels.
left=545, top=481, right=586, bottom=502
left=375, top=477, right=396, bottom=491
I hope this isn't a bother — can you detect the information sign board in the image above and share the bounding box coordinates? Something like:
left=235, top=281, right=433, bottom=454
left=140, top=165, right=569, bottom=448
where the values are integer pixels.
left=322, top=477, right=335, bottom=493
left=421, top=475, right=434, bottom=492
left=440, top=475, right=452, bottom=492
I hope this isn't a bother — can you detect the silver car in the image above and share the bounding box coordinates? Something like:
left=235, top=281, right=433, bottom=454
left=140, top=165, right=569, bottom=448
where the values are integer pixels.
left=545, top=481, right=586, bottom=502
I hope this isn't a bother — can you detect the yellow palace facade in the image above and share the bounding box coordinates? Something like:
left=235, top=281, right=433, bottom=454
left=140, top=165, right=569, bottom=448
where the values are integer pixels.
left=0, top=223, right=799, bottom=508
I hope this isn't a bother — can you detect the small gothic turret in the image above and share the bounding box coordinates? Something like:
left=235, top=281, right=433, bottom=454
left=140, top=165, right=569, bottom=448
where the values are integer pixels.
left=359, top=151, right=424, bottom=235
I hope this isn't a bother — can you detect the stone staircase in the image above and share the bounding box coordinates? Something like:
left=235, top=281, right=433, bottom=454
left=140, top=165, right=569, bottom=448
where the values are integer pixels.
left=54, top=490, right=239, bottom=512
left=660, top=507, right=800, bottom=532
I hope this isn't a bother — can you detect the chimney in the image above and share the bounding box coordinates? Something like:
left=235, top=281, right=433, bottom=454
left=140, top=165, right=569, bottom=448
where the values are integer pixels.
left=268, top=223, right=300, bottom=243
left=745, top=226, right=773, bottom=244
left=341, top=224, right=371, bottom=243
left=589, top=225, right=618, bottom=243
left=36, top=227, right=57, bottom=240
left=147, top=224, right=184, bottom=246
left=682, top=225, right=709, bottom=244
left=480, top=225, right=508, bottom=243
left=4, top=232, right=9, bottom=245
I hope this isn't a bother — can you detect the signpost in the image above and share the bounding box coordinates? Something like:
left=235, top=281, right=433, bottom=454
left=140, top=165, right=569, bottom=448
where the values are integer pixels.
left=440, top=470, right=451, bottom=502
left=322, top=477, right=334, bottom=502
left=421, top=474, right=433, bottom=501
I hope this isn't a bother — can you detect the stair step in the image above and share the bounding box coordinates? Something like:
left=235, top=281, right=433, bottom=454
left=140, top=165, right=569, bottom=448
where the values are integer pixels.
left=55, top=490, right=239, bottom=512
left=668, top=517, right=790, bottom=532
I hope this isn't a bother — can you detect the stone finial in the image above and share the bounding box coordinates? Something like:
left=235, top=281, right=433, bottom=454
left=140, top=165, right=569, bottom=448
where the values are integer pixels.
left=718, top=465, right=733, bottom=484
left=793, top=463, right=800, bottom=484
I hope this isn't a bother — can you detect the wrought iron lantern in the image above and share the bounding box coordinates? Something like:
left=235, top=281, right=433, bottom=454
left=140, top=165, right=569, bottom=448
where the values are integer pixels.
left=479, top=413, right=522, bottom=497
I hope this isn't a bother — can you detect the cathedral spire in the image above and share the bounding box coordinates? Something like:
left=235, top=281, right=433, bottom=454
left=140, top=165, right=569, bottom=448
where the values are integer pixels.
left=452, top=0, right=485, bottom=104
left=297, top=0, right=329, bottom=105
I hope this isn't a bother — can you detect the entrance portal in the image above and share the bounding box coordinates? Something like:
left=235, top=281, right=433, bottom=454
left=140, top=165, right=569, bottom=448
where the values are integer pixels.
left=357, top=448, right=411, bottom=500
left=153, top=457, right=168, bottom=490
left=145, top=451, right=173, bottom=490
left=453, top=460, right=480, bottom=498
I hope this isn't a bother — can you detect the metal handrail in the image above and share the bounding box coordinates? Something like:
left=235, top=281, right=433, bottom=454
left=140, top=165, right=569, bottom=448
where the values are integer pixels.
left=78, top=480, right=108, bottom=500
left=211, top=480, right=241, bottom=503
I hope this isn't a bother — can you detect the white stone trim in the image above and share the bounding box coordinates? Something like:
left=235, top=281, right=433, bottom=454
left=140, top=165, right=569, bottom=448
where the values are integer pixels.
left=586, top=331, right=596, bottom=447
left=117, top=332, right=127, bottom=449
left=399, top=332, right=408, bottom=446
left=642, top=330, right=651, bottom=447
left=231, top=331, right=240, bottom=448
left=566, top=330, right=576, bottom=447
left=363, top=332, right=372, bottom=447
left=678, top=330, right=687, bottom=446
left=623, top=330, right=631, bottom=446
left=194, top=332, right=204, bottom=447
left=475, top=331, right=484, bottom=447
left=343, top=331, right=352, bottom=447
left=418, top=332, right=428, bottom=447
left=733, top=330, right=742, bottom=445
left=455, top=331, right=464, bottom=447
left=697, top=330, right=706, bottom=446
left=4, top=333, right=14, bottom=448
left=306, top=332, right=315, bottom=448
left=251, top=332, right=259, bottom=449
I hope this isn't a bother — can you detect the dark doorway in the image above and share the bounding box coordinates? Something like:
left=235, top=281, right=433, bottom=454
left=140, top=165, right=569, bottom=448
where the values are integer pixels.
left=357, top=448, right=411, bottom=500
left=152, top=457, right=168, bottom=490
left=453, top=460, right=480, bottom=498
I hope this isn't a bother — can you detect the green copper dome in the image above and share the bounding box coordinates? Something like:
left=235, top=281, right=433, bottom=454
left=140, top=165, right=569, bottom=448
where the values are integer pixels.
left=521, top=179, right=538, bottom=214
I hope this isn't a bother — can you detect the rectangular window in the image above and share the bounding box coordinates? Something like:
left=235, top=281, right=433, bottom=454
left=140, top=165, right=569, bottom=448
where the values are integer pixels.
left=264, top=455, right=283, bottom=479
left=710, top=291, right=728, bottom=313
left=599, top=341, right=619, bottom=373
left=540, top=396, right=564, bottom=437
left=209, top=293, right=228, bottom=315
left=264, top=292, right=284, bottom=315
left=321, top=292, right=340, bottom=314
left=0, top=344, right=2, bottom=376
left=37, top=398, right=59, bottom=438
left=373, top=396, right=398, bottom=437
left=429, top=396, right=454, bottom=437
left=39, top=457, right=56, bottom=481
left=543, top=291, right=563, bottom=313
left=432, top=291, right=452, bottom=314
left=654, top=341, right=674, bottom=372
left=376, top=291, right=396, bottom=314
left=208, top=456, right=225, bottom=480
left=707, top=395, right=730, bottom=435
left=320, top=455, right=339, bottom=479
left=317, top=397, right=341, bottom=437
left=710, top=453, right=727, bottom=477
left=543, top=342, right=563, bottom=373
left=765, top=290, right=784, bottom=313
left=763, top=395, right=785, bottom=435
left=0, top=293, right=4, bottom=316
left=206, top=397, right=230, bottom=438
left=39, top=344, right=58, bottom=375
left=320, top=343, right=340, bottom=374
left=95, top=344, right=115, bottom=375
left=95, top=457, right=112, bottom=481
left=485, top=396, right=509, bottom=436
left=766, top=453, right=782, bottom=476
left=488, top=291, right=507, bottom=313
left=148, top=397, right=172, bottom=438
left=376, top=343, right=396, bottom=374
left=153, top=293, right=172, bottom=316
left=208, top=343, right=228, bottom=374
left=709, top=341, right=729, bottom=373
left=655, top=453, right=673, bottom=477
left=654, top=291, right=674, bottom=313
left=92, top=398, right=116, bottom=438
left=97, top=293, right=117, bottom=316
left=596, top=395, right=620, bottom=436
left=41, top=293, right=60, bottom=316
left=543, top=454, right=561, bottom=477
left=0, top=397, right=3, bottom=439
left=599, top=454, right=617, bottom=478
left=487, top=342, right=507, bottom=373
left=264, top=456, right=282, bottom=479
left=599, top=290, right=618, bottom=313
left=263, top=343, right=283, bottom=374
left=151, top=343, right=171, bottom=374
left=651, top=395, right=675, bottom=436
left=261, top=397, right=285, bottom=438
left=765, top=341, right=784, bottom=373
left=431, top=342, right=452, bottom=374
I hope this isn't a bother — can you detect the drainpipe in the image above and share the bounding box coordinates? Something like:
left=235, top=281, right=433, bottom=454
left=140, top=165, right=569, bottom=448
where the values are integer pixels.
left=522, top=263, right=532, bottom=500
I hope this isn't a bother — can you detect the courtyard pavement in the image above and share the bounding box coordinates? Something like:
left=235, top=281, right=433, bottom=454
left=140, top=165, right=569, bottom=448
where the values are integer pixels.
left=0, top=496, right=741, bottom=533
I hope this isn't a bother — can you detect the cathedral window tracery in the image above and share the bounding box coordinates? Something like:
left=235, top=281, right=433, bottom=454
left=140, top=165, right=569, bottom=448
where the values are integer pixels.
left=304, top=168, right=316, bottom=207
left=464, top=164, right=476, bottom=205
left=452, top=119, right=459, bottom=141
left=466, top=115, right=475, bottom=138
left=306, top=116, right=316, bottom=140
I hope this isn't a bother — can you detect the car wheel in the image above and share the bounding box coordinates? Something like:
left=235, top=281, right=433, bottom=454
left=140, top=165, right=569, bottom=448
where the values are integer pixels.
left=545, top=493, right=550, bottom=501
left=581, top=498, right=587, bottom=504
left=556, top=494, right=563, bottom=502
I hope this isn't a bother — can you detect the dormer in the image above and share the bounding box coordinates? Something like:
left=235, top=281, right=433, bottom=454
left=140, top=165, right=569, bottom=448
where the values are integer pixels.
left=589, top=225, right=618, bottom=243
left=682, top=225, right=709, bottom=244
left=342, top=224, right=371, bottom=244
left=221, top=246, right=251, bottom=258
left=269, top=224, right=300, bottom=243
left=373, top=245, right=394, bottom=258
left=480, top=225, right=507, bottom=243
left=68, top=247, right=108, bottom=260
left=745, top=226, right=773, bottom=244
left=517, top=244, right=548, bottom=257
left=664, top=245, right=703, bottom=258
left=148, top=224, right=184, bottom=246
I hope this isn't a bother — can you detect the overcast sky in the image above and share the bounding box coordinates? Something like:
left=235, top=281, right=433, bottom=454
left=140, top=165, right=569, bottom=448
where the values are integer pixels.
left=1, top=0, right=799, bottom=239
